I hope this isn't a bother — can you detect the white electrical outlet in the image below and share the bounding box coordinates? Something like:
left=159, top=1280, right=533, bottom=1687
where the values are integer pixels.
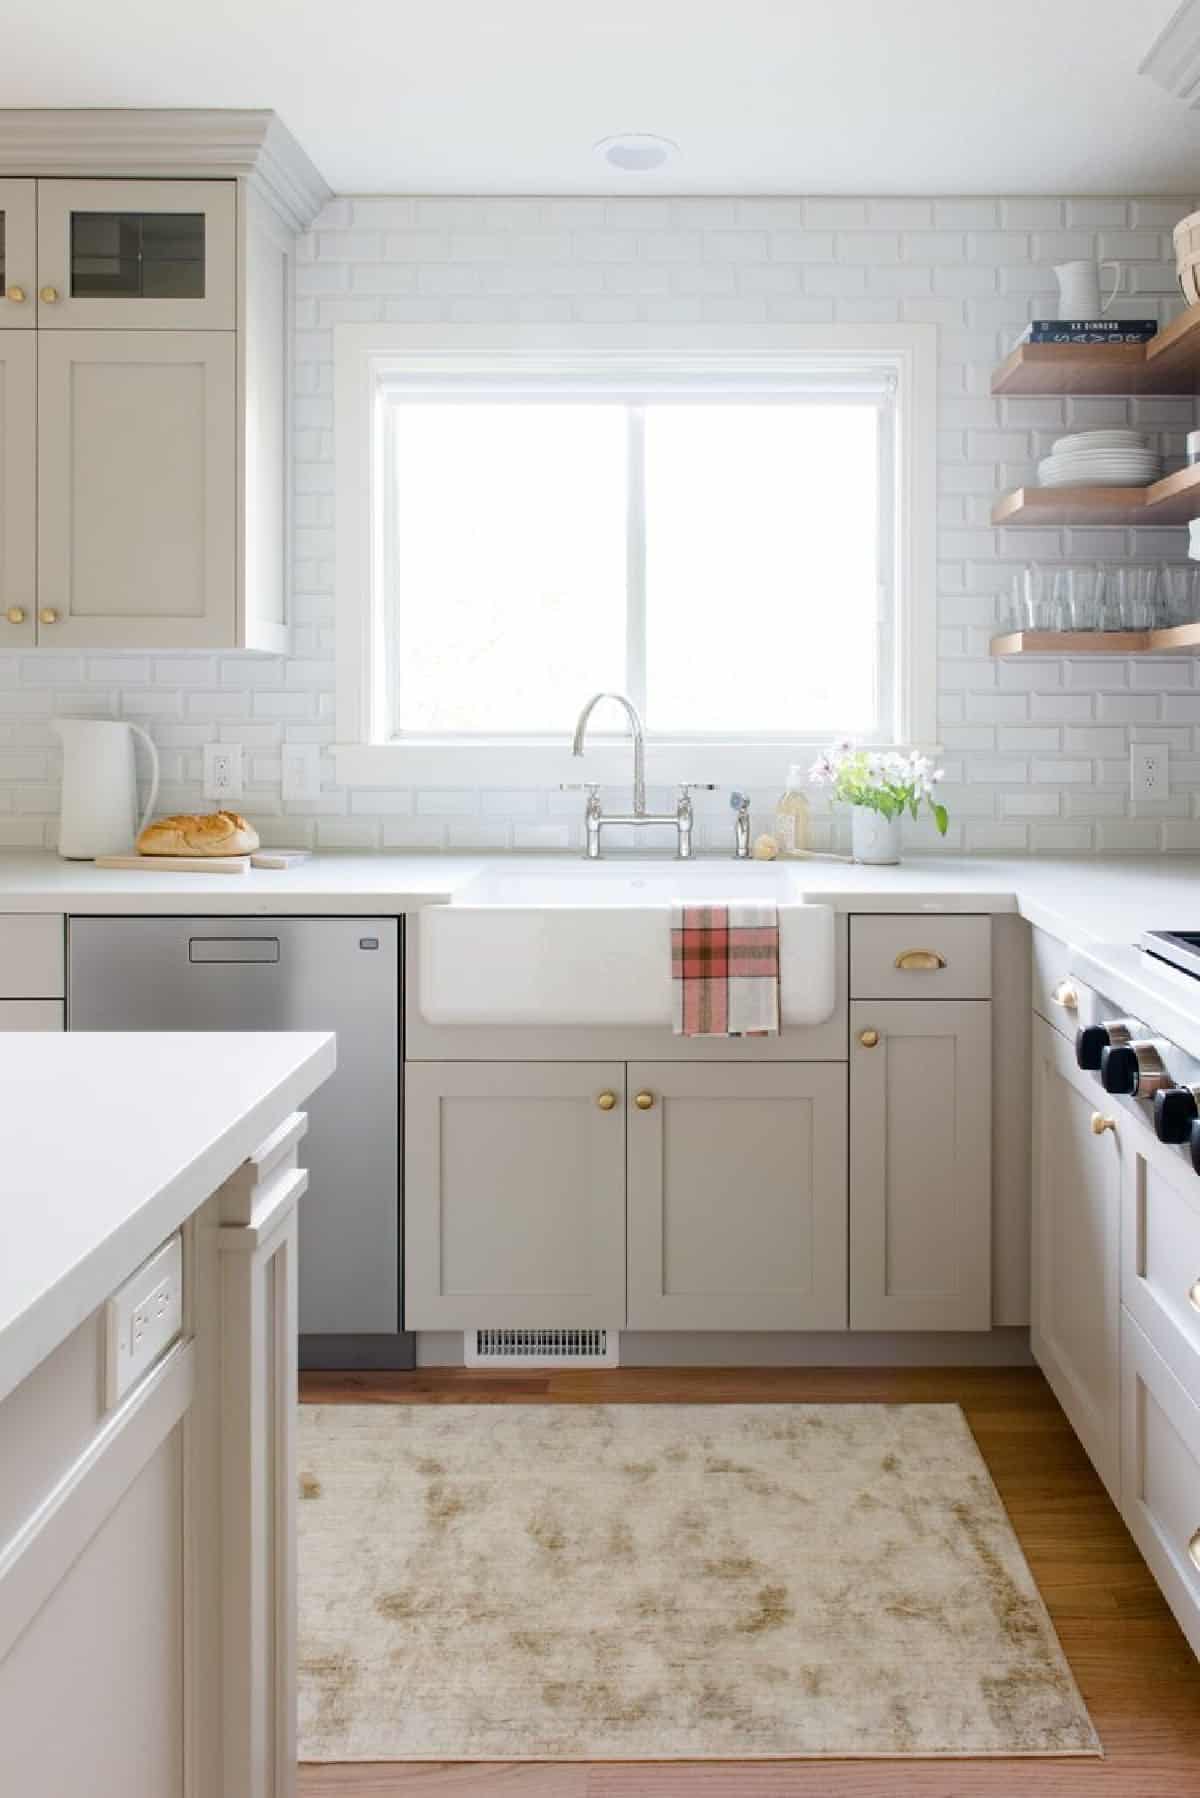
left=105, top=1236, right=183, bottom=1404
left=202, top=741, right=243, bottom=801
left=281, top=741, right=321, bottom=802
left=1130, top=742, right=1169, bottom=802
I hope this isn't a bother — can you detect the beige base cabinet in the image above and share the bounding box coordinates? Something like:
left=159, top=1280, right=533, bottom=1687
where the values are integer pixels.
left=1121, top=1310, right=1200, bottom=1660
left=1031, top=1016, right=1121, bottom=1500
left=404, top=1062, right=628, bottom=1330
left=626, top=1062, right=848, bottom=1330
left=850, top=999, right=991, bottom=1331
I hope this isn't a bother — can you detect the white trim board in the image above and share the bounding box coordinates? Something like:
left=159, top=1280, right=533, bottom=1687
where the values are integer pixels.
left=334, top=321, right=938, bottom=788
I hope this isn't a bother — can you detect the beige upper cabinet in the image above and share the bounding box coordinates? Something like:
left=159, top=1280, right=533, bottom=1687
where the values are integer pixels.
left=627, top=1062, right=849, bottom=1331
left=850, top=998, right=992, bottom=1331
left=0, top=333, right=36, bottom=646
left=37, top=331, right=236, bottom=649
left=1031, top=1015, right=1121, bottom=1500
left=35, top=179, right=236, bottom=331
left=0, top=181, right=35, bottom=327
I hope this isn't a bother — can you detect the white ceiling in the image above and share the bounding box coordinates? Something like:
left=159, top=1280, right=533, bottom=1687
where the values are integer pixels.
left=2, top=0, right=1198, bottom=196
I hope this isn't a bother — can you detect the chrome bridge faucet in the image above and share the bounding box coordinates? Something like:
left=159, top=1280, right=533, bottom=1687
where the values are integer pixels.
left=565, top=692, right=714, bottom=860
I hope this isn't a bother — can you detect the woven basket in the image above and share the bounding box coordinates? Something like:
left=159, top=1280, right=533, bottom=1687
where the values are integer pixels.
left=1173, top=209, right=1200, bottom=304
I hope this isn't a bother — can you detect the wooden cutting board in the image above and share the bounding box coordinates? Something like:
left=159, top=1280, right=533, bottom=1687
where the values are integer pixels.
left=92, top=854, right=252, bottom=874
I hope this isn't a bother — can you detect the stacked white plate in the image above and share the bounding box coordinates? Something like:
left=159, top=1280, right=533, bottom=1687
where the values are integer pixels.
left=1037, top=428, right=1160, bottom=489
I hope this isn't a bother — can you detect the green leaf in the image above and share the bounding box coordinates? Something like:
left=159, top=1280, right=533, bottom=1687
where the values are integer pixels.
left=932, top=802, right=949, bottom=836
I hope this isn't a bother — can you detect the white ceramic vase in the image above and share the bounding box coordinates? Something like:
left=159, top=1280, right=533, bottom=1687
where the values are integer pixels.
left=851, top=806, right=901, bottom=865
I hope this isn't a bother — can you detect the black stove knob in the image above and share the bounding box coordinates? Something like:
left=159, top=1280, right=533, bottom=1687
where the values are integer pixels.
left=1155, top=1086, right=1199, bottom=1144
left=1100, top=1044, right=1138, bottom=1094
left=1191, top=1118, right=1200, bottom=1177
left=1076, top=1025, right=1108, bottom=1071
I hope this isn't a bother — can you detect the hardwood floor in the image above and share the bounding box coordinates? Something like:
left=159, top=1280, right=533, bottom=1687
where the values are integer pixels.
left=297, top=1366, right=1200, bottom=1796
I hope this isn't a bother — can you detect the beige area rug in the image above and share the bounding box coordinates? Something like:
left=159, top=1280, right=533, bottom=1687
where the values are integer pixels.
left=297, top=1402, right=1099, bottom=1762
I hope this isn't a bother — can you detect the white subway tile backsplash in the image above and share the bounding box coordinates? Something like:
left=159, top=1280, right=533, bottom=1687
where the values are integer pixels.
left=0, top=189, right=1189, bottom=851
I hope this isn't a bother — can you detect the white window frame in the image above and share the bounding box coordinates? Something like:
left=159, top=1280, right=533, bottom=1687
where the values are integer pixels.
left=334, top=322, right=937, bottom=789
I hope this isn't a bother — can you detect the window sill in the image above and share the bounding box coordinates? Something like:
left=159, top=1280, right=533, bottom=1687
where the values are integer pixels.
left=333, top=739, right=920, bottom=791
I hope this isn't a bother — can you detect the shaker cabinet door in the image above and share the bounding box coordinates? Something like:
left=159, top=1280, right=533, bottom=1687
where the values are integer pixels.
left=37, top=331, right=236, bottom=648
left=404, top=1062, right=628, bottom=1330
left=0, top=180, right=36, bottom=328
left=35, top=179, right=236, bottom=330
left=0, top=332, right=35, bottom=647
left=850, top=999, right=992, bottom=1331
left=626, top=1062, right=848, bottom=1330
left=1031, top=1016, right=1122, bottom=1500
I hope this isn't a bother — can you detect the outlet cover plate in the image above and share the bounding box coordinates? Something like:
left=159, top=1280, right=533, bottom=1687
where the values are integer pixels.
left=105, top=1235, right=183, bottom=1405
left=281, top=741, right=321, bottom=802
left=1130, top=742, right=1169, bottom=803
left=203, top=741, right=243, bottom=801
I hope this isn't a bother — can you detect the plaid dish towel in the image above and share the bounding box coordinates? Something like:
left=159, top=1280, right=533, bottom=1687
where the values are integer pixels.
left=671, top=902, right=780, bottom=1037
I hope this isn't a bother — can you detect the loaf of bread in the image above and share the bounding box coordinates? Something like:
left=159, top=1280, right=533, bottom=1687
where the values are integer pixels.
left=136, top=811, right=260, bottom=857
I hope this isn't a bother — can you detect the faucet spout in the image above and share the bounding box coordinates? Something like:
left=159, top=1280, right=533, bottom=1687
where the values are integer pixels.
left=571, top=691, right=646, bottom=815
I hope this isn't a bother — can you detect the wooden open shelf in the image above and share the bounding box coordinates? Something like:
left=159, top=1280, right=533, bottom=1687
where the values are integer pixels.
left=991, top=621, right=1200, bottom=656
left=991, top=304, right=1200, bottom=396
left=992, top=461, right=1200, bottom=528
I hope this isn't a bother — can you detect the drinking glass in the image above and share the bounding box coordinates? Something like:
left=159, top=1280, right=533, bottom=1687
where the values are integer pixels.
left=1159, top=564, right=1199, bottom=628
left=1110, top=566, right=1156, bottom=631
left=1061, top=566, right=1102, bottom=631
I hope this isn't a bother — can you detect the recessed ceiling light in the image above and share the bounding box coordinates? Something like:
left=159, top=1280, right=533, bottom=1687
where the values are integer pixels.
left=594, top=133, right=678, bottom=172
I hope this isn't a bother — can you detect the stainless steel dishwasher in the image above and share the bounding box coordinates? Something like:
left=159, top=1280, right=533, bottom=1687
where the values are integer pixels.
left=68, top=916, right=412, bottom=1370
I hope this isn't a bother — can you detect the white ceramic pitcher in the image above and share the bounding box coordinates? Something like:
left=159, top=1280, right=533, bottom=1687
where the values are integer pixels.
left=1054, top=258, right=1121, bottom=319
left=53, top=718, right=160, bottom=860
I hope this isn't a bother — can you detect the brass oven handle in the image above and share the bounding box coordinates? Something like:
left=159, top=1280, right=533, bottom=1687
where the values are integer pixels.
left=1188, top=1278, right=1200, bottom=1316
left=894, top=949, right=947, bottom=972
left=1091, top=1112, right=1117, bottom=1137
left=1189, top=1528, right=1200, bottom=1574
left=1051, top=979, right=1079, bottom=1011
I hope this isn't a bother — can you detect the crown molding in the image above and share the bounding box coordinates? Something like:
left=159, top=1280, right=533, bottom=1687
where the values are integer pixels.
left=0, top=109, right=331, bottom=231
left=1141, top=1, right=1200, bottom=105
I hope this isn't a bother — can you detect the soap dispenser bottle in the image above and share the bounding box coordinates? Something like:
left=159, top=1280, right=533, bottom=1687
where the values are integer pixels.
left=774, top=766, right=810, bottom=857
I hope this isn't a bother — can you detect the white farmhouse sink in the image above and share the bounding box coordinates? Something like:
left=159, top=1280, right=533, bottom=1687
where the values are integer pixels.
left=420, top=862, right=836, bottom=1028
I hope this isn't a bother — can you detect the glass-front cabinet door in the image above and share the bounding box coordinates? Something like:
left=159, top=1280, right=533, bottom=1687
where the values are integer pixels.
left=36, top=179, right=236, bottom=329
left=0, top=181, right=36, bottom=329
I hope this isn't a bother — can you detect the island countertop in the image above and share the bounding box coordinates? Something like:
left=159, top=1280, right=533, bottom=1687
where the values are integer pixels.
left=0, top=1030, right=336, bottom=1404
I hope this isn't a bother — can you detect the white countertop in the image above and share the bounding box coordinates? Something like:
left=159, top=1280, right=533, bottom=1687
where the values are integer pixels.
left=0, top=1031, right=336, bottom=1404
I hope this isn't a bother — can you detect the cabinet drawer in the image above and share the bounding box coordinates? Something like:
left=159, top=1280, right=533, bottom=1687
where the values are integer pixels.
left=1030, top=927, right=1079, bottom=1037
left=0, top=1001, right=63, bottom=1031
left=1123, top=1117, right=1200, bottom=1408
left=1120, top=1310, right=1200, bottom=1659
left=0, top=916, right=64, bottom=997
left=850, top=915, right=991, bottom=1000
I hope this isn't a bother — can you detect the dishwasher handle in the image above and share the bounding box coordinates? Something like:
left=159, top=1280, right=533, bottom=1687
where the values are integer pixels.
left=188, top=937, right=281, bottom=964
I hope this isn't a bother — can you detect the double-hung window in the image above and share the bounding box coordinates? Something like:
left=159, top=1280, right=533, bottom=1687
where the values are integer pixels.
left=335, top=329, right=935, bottom=785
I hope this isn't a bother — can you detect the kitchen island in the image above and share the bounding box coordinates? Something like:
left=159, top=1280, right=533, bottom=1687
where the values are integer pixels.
left=0, top=1031, right=336, bottom=1798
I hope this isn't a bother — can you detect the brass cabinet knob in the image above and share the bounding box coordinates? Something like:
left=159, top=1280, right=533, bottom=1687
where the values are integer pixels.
left=5, top=608, right=25, bottom=625
left=5, top=285, right=25, bottom=304
left=894, top=949, right=947, bottom=972
left=1051, top=979, right=1079, bottom=1011
left=1091, top=1112, right=1117, bottom=1136
left=596, top=1090, right=617, bottom=1111
left=39, top=286, right=59, bottom=304
left=858, top=1028, right=880, bottom=1048
left=634, top=1091, right=655, bottom=1110
left=39, top=609, right=58, bottom=625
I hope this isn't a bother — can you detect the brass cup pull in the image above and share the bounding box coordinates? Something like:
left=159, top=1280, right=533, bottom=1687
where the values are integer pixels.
left=1051, top=979, right=1079, bottom=1011
left=39, top=609, right=58, bottom=625
left=5, top=608, right=25, bottom=625
left=858, top=1028, right=880, bottom=1048
left=1188, top=1278, right=1200, bottom=1316
left=1189, top=1527, right=1200, bottom=1574
left=5, top=285, right=25, bottom=304
left=596, top=1091, right=617, bottom=1111
left=1091, top=1112, right=1117, bottom=1136
left=634, top=1091, right=655, bottom=1110
left=39, top=286, right=59, bottom=304
left=894, top=949, right=947, bottom=972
